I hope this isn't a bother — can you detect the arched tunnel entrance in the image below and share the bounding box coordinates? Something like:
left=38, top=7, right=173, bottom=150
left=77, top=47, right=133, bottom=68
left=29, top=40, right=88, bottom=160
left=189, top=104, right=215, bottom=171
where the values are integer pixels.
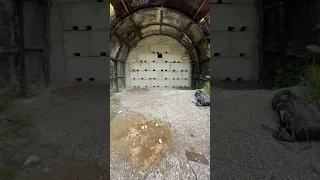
left=110, top=7, right=210, bottom=90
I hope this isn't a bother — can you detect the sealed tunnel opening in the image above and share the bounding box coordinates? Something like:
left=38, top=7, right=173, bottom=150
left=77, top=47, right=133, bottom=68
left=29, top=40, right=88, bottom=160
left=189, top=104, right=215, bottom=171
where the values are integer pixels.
left=110, top=6, right=210, bottom=90
left=126, top=35, right=192, bottom=88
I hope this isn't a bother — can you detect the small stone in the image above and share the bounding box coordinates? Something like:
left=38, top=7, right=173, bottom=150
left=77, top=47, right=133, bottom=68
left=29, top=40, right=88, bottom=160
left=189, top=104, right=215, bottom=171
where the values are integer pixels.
left=44, top=166, right=51, bottom=173
left=158, top=139, right=162, bottom=144
left=139, top=171, right=145, bottom=176
left=145, top=125, right=147, bottom=129
left=155, top=123, right=158, bottom=126
left=141, top=126, right=145, bottom=130
left=23, top=155, right=41, bottom=168
left=117, top=111, right=123, bottom=115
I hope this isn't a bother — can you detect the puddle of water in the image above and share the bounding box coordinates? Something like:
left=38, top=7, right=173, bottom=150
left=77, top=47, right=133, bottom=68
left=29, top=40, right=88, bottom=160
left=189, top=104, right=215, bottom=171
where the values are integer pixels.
left=110, top=114, right=172, bottom=169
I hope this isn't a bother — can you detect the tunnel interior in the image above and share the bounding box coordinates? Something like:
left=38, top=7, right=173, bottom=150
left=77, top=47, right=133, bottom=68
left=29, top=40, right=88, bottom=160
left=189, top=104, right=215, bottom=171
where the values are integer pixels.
left=110, top=2, right=210, bottom=90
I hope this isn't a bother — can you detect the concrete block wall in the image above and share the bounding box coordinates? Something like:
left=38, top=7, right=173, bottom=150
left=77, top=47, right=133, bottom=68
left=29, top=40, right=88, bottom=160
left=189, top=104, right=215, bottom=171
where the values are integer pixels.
left=210, top=3, right=259, bottom=81
left=126, top=35, right=191, bottom=88
left=49, top=1, right=110, bottom=84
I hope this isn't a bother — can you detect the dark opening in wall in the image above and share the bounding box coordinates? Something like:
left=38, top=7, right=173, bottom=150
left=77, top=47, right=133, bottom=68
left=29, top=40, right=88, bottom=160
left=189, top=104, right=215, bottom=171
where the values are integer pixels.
left=224, top=77, right=231, bottom=81
left=239, top=53, right=245, bottom=57
left=76, top=78, right=82, bottom=82
left=97, top=0, right=103, bottom=2
left=74, top=53, right=80, bottom=56
left=89, top=78, right=95, bottom=81
left=72, top=26, right=79, bottom=30
left=86, top=26, right=92, bottom=30
left=237, top=78, right=244, bottom=81
left=158, top=53, right=162, bottom=58
left=240, top=27, right=248, bottom=31
left=228, top=27, right=234, bottom=31
left=214, top=53, right=220, bottom=57
left=100, top=52, right=107, bottom=56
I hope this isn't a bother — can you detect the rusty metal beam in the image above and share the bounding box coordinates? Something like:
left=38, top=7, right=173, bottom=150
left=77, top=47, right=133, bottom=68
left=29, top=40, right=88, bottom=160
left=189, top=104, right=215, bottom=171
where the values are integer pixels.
left=120, top=0, right=130, bottom=14
left=193, top=0, right=207, bottom=20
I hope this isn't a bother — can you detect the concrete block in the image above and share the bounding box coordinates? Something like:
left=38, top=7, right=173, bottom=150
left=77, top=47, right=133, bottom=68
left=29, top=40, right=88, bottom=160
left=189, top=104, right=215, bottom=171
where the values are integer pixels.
left=162, top=72, right=186, bottom=80
left=211, top=4, right=257, bottom=31
left=150, top=44, right=171, bottom=53
left=138, top=72, right=158, bottom=79
left=162, top=54, right=183, bottom=63
left=211, top=31, right=230, bottom=56
left=150, top=80, right=170, bottom=87
left=129, top=63, right=150, bottom=71
left=65, top=57, right=108, bottom=81
left=131, top=80, right=151, bottom=87
left=211, top=57, right=256, bottom=80
left=230, top=32, right=255, bottom=57
left=129, top=72, right=139, bottom=79
left=62, top=3, right=109, bottom=30
left=63, top=31, right=90, bottom=56
left=89, top=30, right=109, bottom=56
left=170, top=63, right=191, bottom=72
left=150, top=63, right=170, bottom=71
left=170, top=80, right=190, bottom=87
left=137, top=54, right=158, bottom=63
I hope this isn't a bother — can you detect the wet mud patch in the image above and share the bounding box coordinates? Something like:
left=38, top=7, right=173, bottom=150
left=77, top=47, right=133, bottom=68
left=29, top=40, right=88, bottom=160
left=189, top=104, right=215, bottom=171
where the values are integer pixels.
left=110, top=114, right=172, bottom=169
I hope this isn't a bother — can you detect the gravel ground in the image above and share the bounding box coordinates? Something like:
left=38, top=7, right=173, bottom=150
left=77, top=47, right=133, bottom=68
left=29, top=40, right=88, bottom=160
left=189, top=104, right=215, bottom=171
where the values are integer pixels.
left=211, top=87, right=320, bottom=180
left=111, top=88, right=210, bottom=180
left=8, top=84, right=320, bottom=180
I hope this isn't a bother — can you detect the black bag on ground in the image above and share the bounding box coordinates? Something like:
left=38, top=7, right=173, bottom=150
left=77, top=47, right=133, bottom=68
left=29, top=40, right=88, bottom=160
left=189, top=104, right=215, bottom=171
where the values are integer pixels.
left=272, top=89, right=320, bottom=142
left=195, top=90, right=210, bottom=106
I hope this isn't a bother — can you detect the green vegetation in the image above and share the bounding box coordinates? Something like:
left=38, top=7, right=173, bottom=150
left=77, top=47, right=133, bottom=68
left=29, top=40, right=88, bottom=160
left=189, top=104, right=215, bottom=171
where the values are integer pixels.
left=0, top=165, right=14, bottom=180
left=305, top=64, right=320, bottom=107
left=0, top=87, right=33, bottom=138
left=110, top=4, right=115, bottom=16
left=304, top=44, right=320, bottom=107
left=273, top=66, right=302, bottom=89
left=195, top=75, right=210, bottom=96
left=110, top=89, right=120, bottom=104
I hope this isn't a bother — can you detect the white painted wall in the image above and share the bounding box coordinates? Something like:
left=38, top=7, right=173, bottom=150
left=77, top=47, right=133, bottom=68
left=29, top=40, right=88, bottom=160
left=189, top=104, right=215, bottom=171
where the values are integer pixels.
left=49, top=0, right=110, bottom=84
left=126, top=35, right=191, bottom=88
left=210, top=3, right=259, bottom=81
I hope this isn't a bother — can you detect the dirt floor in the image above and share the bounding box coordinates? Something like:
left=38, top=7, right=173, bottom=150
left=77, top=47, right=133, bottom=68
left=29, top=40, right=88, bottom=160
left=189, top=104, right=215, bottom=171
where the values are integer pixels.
left=1, top=84, right=320, bottom=180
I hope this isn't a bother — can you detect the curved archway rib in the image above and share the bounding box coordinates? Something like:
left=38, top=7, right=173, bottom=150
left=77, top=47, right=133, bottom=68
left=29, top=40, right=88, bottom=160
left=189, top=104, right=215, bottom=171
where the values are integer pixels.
left=111, top=8, right=209, bottom=62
